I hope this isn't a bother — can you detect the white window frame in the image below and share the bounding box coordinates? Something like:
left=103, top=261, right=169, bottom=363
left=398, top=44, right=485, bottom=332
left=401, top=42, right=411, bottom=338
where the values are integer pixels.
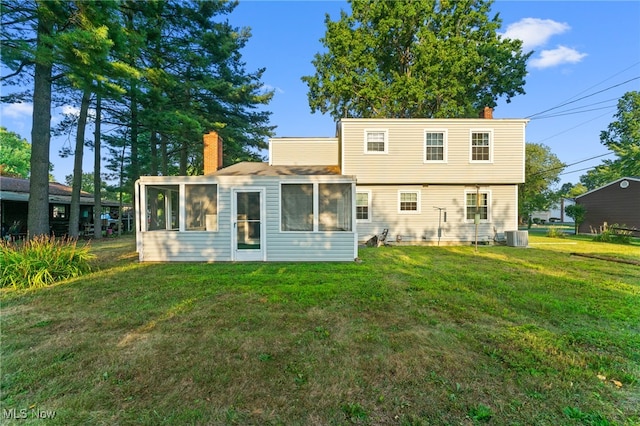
left=424, top=129, right=447, bottom=163
left=356, top=190, right=372, bottom=223
left=464, top=189, right=491, bottom=223
left=398, top=190, right=421, bottom=214
left=364, top=129, right=389, bottom=154
left=469, top=129, right=493, bottom=163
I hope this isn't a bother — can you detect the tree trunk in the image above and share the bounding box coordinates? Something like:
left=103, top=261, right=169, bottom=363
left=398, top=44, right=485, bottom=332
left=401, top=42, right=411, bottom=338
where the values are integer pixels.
left=68, top=89, right=91, bottom=239
left=27, top=16, right=53, bottom=238
left=179, top=139, right=188, bottom=176
left=93, top=90, right=103, bottom=239
left=149, top=131, right=158, bottom=175
left=161, top=133, right=168, bottom=176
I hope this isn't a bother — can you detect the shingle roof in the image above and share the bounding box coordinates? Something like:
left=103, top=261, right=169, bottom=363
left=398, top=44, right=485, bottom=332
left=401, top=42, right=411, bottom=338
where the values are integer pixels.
left=210, top=162, right=342, bottom=176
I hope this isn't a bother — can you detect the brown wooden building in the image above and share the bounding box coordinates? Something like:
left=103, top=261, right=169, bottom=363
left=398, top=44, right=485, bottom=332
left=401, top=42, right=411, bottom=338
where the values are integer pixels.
left=575, top=177, right=640, bottom=234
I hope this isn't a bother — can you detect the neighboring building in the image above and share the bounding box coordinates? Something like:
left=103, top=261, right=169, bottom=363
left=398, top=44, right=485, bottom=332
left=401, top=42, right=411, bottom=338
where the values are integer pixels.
left=531, top=198, right=575, bottom=223
left=271, top=111, right=528, bottom=245
left=575, top=177, right=640, bottom=234
left=134, top=132, right=358, bottom=262
left=0, top=176, right=123, bottom=238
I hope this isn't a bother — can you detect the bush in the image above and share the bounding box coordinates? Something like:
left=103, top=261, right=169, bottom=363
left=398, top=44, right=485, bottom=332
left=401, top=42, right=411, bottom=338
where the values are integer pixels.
left=592, top=223, right=632, bottom=244
left=546, top=226, right=566, bottom=238
left=0, top=236, right=96, bottom=289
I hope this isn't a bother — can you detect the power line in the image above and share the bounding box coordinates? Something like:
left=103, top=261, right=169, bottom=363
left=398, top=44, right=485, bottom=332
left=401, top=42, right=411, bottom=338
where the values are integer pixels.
left=525, top=76, right=640, bottom=119
left=533, top=110, right=615, bottom=144
left=529, top=98, right=618, bottom=120
left=532, top=105, right=616, bottom=120
left=528, top=152, right=614, bottom=178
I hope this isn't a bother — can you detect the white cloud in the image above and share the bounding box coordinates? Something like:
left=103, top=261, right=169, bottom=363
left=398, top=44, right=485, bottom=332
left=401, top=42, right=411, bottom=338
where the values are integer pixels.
left=1, top=102, right=33, bottom=119
left=262, top=84, right=284, bottom=94
left=61, top=105, right=80, bottom=115
left=529, top=45, right=588, bottom=69
left=502, top=18, right=570, bottom=52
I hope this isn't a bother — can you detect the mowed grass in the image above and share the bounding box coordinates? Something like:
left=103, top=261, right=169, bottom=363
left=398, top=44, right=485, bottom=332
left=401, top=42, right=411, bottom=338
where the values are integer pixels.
left=1, top=235, right=639, bottom=425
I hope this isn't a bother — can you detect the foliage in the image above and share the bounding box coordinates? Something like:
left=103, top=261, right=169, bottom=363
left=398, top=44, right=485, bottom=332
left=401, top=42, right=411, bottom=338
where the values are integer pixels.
left=592, top=223, right=632, bottom=244
left=0, top=235, right=95, bottom=289
left=565, top=203, right=586, bottom=235
left=302, top=0, right=531, bottom=120
left=580, top=91, right=640, bottom=190
left=0, top=127, right=31, bottom=178
left=519, top=143, right=564, bottom=223
left=1, top=236, right=638, bottom=424
left=545, top=226, right=566, bottom=238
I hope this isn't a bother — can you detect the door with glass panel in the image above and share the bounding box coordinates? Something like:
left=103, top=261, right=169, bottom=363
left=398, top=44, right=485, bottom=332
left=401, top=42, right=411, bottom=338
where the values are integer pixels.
left=233, top=189, right=264, bottom=261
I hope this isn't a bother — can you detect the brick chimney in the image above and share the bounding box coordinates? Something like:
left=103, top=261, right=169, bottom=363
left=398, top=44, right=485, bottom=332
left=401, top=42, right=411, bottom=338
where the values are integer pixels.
left=479, top=106, right=493, bottom=119
left=203, top=131, right=223, bottom=174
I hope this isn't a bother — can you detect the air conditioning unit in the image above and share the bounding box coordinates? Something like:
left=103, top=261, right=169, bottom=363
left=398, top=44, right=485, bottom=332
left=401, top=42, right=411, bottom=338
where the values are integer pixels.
left=505, top=230, right=528, bottom=247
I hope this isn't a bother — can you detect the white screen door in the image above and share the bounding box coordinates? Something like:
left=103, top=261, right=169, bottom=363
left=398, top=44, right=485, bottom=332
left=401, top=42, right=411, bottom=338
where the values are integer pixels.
left=233, top=189, right=264, bottom=261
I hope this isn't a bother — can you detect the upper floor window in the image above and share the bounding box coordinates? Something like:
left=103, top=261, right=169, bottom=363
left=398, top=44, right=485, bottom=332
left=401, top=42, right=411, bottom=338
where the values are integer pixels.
left=465, top=191, right=490, bottom=222
left=356, top=191, right=371, bottom=222
left=398, top=190, right=420, bottom=213
left=471, top=131, right=492, bottom=162
left=364, top=130, right=388, bottom=154
left=424, top=131, right=446, bottom=162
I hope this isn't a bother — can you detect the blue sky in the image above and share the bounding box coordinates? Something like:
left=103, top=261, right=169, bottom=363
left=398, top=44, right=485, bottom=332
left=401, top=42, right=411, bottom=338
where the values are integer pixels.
left=1, top=0, right=639, bottom=185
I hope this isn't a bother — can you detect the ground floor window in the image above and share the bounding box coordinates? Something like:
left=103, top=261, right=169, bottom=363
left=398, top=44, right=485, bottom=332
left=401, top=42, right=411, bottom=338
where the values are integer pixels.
left=465, top=191, right=489, bottom=222
left=281, top=183, right=352, bottom=232
left=356, top=191, right=371, bottom=222
left=185, top=184, right=218, bottom=231
left=399, top=191, right=420, bottom=213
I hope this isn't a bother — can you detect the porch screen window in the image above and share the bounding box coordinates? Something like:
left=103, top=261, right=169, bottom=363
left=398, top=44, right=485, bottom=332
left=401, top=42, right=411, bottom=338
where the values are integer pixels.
left=147, top=185, right=179, bottom=231
left=319, top=183, right=352, bottom=231
left=425, top=132, right=444, bottom=161
left=186, top=184, right=218, bottom=231
left=471, top=132, right=490, bottom=161
left=466, top=192, right=488, bottom=221
left=281, top=184, right=313, bottom=231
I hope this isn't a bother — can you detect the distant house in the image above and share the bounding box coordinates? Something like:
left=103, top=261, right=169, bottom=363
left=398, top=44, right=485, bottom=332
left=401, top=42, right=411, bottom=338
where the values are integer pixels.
left=575, top=177, right=640, bottom=233
left=0, top=176, right=122, bottom=237
left=531, top=198, right=575, bottom=223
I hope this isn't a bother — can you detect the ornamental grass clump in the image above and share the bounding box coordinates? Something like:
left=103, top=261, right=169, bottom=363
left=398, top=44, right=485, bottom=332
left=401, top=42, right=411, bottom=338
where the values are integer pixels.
left=0, top=235, right=95, bottom=289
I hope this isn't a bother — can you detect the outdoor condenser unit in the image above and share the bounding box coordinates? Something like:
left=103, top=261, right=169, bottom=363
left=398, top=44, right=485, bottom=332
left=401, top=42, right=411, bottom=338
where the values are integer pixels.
left=505, top=230, right=529, bottom=247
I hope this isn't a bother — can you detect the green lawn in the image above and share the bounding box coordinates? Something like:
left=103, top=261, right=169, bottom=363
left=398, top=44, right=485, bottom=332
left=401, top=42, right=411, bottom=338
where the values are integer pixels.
left=1, top=235, right=639, bottom=425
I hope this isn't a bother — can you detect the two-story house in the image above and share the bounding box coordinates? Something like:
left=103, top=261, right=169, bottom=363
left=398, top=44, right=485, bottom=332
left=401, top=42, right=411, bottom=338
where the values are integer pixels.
left=134, top=110, right=527, bottom=262
left=270, top=111, right=528, bottom=245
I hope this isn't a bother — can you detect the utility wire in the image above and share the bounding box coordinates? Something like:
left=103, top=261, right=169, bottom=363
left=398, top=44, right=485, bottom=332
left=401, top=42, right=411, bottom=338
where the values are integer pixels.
left=525, top=76, right=640, bottom=119
left=532, top=105, right=616, bottom=120
left=529, top=98, right=618, bottom=120
left=528, top=152, right=614, bottom=178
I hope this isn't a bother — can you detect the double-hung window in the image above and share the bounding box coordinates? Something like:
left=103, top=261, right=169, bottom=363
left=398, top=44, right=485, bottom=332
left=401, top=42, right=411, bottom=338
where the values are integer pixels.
left=365, top=130, right=388, bottom=154
left=424, top=131, right=446, bottom=162
left=356, top=191, right=371, bottom=222
left=398, top=190, right=420, bottom=213
left=465, top=191, right=490, bottom=222
left=470, top=131, right=492, bottom=162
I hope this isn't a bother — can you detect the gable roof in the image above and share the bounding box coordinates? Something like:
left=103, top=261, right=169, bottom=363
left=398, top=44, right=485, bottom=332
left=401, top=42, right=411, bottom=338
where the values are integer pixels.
left=575, top=177, right=640, bottom=199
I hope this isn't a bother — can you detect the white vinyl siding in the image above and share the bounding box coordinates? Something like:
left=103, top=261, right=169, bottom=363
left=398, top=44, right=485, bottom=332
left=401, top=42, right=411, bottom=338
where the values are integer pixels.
left=470, top=130, right=492, bottom=163
left=341, top=119, right=526, bottom=184
left=364, top=129, right=388, bottom=154
left=355, top=185, right=516, bottom=245
left=424, top=130, right=447, bottom=162
left=269, top=138, right=338, bottom=166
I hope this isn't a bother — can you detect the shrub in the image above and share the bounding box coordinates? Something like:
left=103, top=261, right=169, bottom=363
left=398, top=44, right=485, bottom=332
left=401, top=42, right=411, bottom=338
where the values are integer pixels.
left=546, top=226, right=565, bottom=238
left=0, top=235, right=95, bottom=289
left=592, top=223, right=632, bottom=244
